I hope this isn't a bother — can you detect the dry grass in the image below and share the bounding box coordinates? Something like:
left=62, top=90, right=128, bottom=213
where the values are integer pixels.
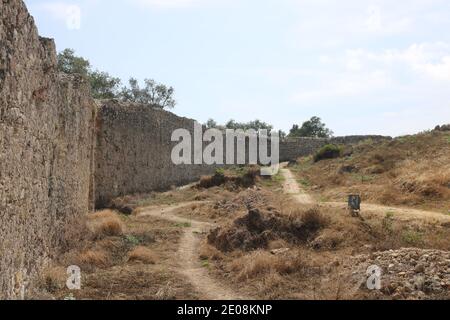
left=59, top=214, right=95, bottom=252
left=288, top=207, right=329, bottom=236
left=77, top=249, right=109, bottom=268
left=127, top=246, right=157, bottom=264
left=36, top=215, right=190, bottom=300
left=198, top=166, right=261, bottom=189
left=199, top=242, right=225, bottom=261
left=268, top=239, right=291, bottom=250
left=199, top=174, right=226, bottom=189
left=207, top=202, right=329, bottom=252
left=155, top=281, right=176, bottom=300
left=230, top=250, right=308, bottom=281
left=392, top=161, right=450, bottom=199
left=291, top=131, right=450, bottom=211
left=88, top=210, right=125, bottom=238
left=213, top=206, right=450, bottom=299
left=33, top=201, right=198, bottom=300
left=38, top=267, right=67, bottom=294
left=33, top=148, right=450, bottom=301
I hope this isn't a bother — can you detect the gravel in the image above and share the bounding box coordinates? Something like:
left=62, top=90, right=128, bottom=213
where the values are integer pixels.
left=338, top=248, right=449, bottom=300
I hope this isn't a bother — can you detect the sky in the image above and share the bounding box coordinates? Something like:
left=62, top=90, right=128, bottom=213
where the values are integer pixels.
left=24, top=0, right=450, bottom=136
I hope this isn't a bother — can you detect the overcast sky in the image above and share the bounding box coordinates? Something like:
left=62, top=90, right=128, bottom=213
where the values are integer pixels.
left=25, top=0, right=450, bottom=136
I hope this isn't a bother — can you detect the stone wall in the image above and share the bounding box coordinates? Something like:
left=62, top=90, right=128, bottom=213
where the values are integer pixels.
left=280, top=137, right=329, bottom=162
left=0, top=0, right=96, bottom=299
left=94, top=101, right=220, bottom=207
left=94, top=100, right=391, bottom=206
left=280, top=135, right=391, bottom=162
left=330, top=135, right=391, bottom=145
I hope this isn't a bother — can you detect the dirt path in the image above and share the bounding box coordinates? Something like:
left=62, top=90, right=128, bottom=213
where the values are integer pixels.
left=281, top=167, right=450, bottom=223
left=138, top=202, right=247, bottom=300
left=281, top=168, right=315, bottom=204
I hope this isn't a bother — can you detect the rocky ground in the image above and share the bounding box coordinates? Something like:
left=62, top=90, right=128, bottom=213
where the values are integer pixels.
left=341, top=248, right=449, bottom=300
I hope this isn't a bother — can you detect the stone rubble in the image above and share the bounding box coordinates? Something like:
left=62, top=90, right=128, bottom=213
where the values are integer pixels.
left=344, top=248, right=449, bottom=300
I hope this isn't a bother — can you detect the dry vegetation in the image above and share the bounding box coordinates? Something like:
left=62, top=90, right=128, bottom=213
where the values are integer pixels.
left=207, top=206, right=328, bottom=252
left=198, top=187, right=450, bottom=299
left=88, top=210, right=125, bottom=238
left=198, top=166, right=261, bottom=189
left=128, top=246, right=157, bottom=264
left=290, top=131, right=450, bottom=212
left=33, top=208, right=197, bottom=300
left=98, top=166, right=262, bottom=215
left=35, top=131, right=450, bottom=300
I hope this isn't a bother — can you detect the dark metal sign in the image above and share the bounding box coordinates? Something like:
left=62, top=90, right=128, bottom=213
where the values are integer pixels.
left=348, top=194, right=361, bottom=216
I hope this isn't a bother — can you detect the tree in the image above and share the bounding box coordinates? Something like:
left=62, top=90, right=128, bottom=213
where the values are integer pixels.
left=246, top=119, right=273, bottom=132
left=57, top=48, right=90, bottom=76
left=89, top=71, right=121, bottom=99
left=57, top=49, right=177, bottom=109
left=225, top=119, right=238, bottom=130
left=57, top=49, right=120, bottom=99
left=289, top=116, right=333, bottom=138
left=119, top=78, right=176, bottom=109
left=225, top=119, right=273, bottom=132
left=205, top=119, right=218, bottom=128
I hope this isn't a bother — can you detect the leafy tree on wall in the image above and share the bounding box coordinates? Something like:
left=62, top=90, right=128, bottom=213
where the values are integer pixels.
left=225, top=119, right=273, bottom=132
left=57, top=49, right=176, bottom=109
left=119, top=78, right=176, bottom=109
left=278, top=130, right=287, bottom=139
left=205, top=118, right=226, bottom=130
left=57, top=48, right=90, bottom=76
left=205, top=118, right=218, bottom=128
left=89, top=71, right=121, bottom=99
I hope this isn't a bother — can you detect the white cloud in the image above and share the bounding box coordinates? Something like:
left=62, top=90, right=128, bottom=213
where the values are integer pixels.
left=291, top=70, right=391, bottom=103
left=288, top=1, right=418, bottom=50
left=41, top=2, right=81, bottom=30
left=345, top=49, right=365, bottom=71
left=319, top=55, right=333, bottom=64
left=291, top=42, right=450, bottom=104
left=347, top=42, right=450, bottom=82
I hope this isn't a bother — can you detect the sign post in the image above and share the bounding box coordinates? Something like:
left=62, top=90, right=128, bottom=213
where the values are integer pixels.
left=348, top=194, right=361, bottom=217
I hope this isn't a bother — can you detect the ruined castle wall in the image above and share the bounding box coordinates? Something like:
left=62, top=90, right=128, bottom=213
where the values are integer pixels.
left=330, top=135, right=391, bottom=145
left=0, top=0, right=96, bottom=299
left=94, top=101, right=391, bottom=206
left=279, top=135, right=391, bottom=162
left=94, top=101, right=221, bottom=207
left=95, top=101, right=287, bottom=207
left=279, top=138, right=329, bottom=162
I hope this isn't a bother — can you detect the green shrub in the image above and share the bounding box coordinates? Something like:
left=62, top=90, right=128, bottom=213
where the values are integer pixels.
left=124, top=235, right=141, bottom=246
left=174, top=222, right=192, bottom=228
left=382, top=212, right=395, bottom=234
left=215, top=168, right=225, bottom=176
left=402, top=230, right=423, bottom=245
left=313, top=144, right=342, bottom=162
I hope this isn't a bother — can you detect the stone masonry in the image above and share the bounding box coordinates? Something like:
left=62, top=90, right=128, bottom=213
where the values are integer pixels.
left=0, top=0, right=96, bottom=299
left=94, top=100, right=221, bottom=207
left=94, top=100, right=390, bottom=206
